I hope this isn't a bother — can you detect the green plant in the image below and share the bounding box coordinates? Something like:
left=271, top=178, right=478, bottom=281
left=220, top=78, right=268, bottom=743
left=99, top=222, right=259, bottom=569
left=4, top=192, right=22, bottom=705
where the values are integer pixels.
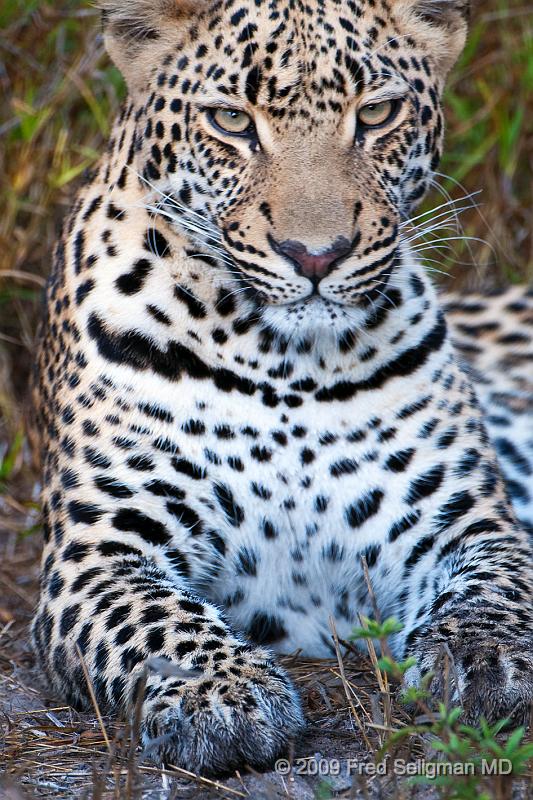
left=350, top=619, right=533, bottom=799
left=0, top=430, right=24, bottom=490
left=314, top=781, right=334, bottom=800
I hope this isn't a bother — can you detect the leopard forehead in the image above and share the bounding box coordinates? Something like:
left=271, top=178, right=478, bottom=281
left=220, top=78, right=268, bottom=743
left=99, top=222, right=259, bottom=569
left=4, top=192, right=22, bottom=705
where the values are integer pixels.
left=104, top=0, right=468, bottom=99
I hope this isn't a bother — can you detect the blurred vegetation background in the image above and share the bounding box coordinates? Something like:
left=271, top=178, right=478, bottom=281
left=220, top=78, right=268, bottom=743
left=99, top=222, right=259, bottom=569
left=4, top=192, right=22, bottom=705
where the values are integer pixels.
left=0, top=0, right=532, bottom=484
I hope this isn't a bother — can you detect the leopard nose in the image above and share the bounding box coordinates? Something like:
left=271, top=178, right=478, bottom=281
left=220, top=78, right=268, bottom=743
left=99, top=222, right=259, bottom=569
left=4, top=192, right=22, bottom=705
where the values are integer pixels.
left=274, top=237, right=352, bottom=282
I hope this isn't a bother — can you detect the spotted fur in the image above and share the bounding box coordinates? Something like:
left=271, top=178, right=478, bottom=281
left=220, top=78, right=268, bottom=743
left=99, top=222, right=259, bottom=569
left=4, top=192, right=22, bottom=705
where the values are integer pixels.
left=31, top=0, right=532, bottom=776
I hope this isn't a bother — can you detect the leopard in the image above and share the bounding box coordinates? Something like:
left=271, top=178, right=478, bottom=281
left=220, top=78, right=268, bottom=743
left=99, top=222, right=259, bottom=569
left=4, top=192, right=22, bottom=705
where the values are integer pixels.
left=30, top=0, right=533, bottom=777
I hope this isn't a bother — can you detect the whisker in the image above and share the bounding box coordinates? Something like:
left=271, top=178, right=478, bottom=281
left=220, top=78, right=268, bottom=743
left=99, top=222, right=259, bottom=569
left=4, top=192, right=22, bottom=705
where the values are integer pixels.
left=413, top=234, right=489, bottom=248
left=399, top=192, right=480, bottom=228
left=400, top=190, right=482, bottom=228
left=402, top=202, right=482, bottom=234
left=372, top=287, right=398, bottom=310
left=404, top=216, right=471, bottom=241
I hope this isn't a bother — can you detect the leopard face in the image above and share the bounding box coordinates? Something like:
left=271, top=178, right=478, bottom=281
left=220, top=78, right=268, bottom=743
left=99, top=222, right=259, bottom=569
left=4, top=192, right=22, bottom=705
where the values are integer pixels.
left=104, top=0, right=468, bottom=338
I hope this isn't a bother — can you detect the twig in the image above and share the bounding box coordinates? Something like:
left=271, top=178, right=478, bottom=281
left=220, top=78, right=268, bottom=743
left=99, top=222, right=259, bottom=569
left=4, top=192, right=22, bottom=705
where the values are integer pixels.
left=75, top=644, right=112, bottom=753
left=327, top=668, right=372, bottom=723
left=360, top=556, right=381, bottom=624
left=329, top=616, right=373, bottom=751
left=166, top=764, right=247, bottom=797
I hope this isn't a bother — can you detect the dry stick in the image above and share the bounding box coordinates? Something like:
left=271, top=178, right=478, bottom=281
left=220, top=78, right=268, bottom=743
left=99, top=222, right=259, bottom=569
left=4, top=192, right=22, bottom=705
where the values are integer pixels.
left=75, top=644, right=112, bottom=754
left=11, top=706, right=72, bottom=715
left=359, top=556, right=390, bottom=684
left=360, top=556, right=394, bottom=672
left=21, top=759, right=100, bottom=779
left=360, top=557, right=393, bottom=733
left=75, top=654, right=122, bottom=797
left=111, top=713, right=127, bottom=800
left=24, top=752, right=245, bottom=799
left=329, top=616, right=373, bottom=751
left=13, top=739, right=108, bottom=755
left=327, top=668, right=373, bottom=723
left=0, top=573, right=34, bottom=605
left=91, top=762, right=106, bottom=800
left=0, top=270, right=46, bottom=286
left=364, top=722, right=401, bottom=733
left=125, top=668, right=146, bottom=800
left=234, top=770, right=249, bottom=795
left=166, top=764, right=247, bottom=797
left=442, top=642, right=464, bottom=710
left=285, top=738, right=295, bottom=799
left=360, top=557, right=380, bottom=624
left=356, top=617, right=388, bottom=722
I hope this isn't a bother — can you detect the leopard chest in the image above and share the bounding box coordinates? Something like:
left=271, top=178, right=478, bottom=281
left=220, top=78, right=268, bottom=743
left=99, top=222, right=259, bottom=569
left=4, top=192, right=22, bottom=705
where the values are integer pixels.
left=101, top=368, right=450, bottom=656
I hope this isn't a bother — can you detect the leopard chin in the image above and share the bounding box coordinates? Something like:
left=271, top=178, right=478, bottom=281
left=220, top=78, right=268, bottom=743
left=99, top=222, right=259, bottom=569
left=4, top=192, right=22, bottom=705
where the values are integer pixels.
left=259, top=295, right=371, bottom=344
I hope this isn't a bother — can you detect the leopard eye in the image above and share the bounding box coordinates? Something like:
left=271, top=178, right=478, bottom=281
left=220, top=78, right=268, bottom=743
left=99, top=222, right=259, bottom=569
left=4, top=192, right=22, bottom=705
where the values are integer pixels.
left=357, top=100, right=397, bottom=129
left=209, top=108, right=253, bottom=136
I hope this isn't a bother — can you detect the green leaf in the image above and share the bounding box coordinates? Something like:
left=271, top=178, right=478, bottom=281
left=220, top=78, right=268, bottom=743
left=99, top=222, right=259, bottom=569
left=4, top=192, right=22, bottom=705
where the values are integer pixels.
left=0, top=288, right=38, bottom=305
left=0, top=431, right=24, bottom=482
left=447, top=707, right=463, bottom=726
left=49, top=158, right=96, bottom=189
left=19, top=523, right=42, bottom=539
left=499, top=106, right=524, bottom=177
left=400, top=685, right=430, bottom=705
left=503, top=726, right=525, bottom=754
left=350, top=616, right=404, bottom=641
left=314, top=781, right=333, bottom=800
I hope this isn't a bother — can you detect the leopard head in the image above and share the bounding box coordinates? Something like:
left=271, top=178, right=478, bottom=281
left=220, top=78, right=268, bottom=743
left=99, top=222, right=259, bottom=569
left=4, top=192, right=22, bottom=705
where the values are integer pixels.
left=102, top=0, right=469, bottom=333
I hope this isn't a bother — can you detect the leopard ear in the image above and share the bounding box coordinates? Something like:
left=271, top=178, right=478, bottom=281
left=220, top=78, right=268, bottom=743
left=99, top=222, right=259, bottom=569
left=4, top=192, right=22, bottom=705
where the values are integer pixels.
left=396, top=0, right=470, bottom=73
left=414, top=0, right=470, bottom=25
left=99, top=0, right=200, bottom=92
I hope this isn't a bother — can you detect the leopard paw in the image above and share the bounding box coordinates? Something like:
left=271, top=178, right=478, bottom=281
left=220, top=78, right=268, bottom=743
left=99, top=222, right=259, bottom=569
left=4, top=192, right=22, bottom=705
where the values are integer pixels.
left=407, top=631, right=533, bottom=724
left=141, top=653, right=304, bottom=775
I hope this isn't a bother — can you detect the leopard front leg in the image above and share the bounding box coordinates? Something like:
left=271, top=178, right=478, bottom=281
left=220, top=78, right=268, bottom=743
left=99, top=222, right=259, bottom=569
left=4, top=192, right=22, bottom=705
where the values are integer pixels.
left=33, top=553, right=303, bottom=775
left=399, top=518, right=533, bottom=723
left=404, top=611, right=533, bottom=724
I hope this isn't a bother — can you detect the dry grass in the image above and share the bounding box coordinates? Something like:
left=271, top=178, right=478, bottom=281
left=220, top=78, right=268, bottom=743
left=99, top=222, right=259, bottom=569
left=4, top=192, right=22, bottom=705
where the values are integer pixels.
left=0, top=1, right=532, bottom=798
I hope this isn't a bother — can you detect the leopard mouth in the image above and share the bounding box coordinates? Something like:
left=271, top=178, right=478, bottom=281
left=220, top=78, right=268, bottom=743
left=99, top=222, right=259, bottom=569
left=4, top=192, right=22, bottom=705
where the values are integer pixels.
left=282, top=294, right=345, bottom=310
left=223, top=240, right=399, bottom=308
